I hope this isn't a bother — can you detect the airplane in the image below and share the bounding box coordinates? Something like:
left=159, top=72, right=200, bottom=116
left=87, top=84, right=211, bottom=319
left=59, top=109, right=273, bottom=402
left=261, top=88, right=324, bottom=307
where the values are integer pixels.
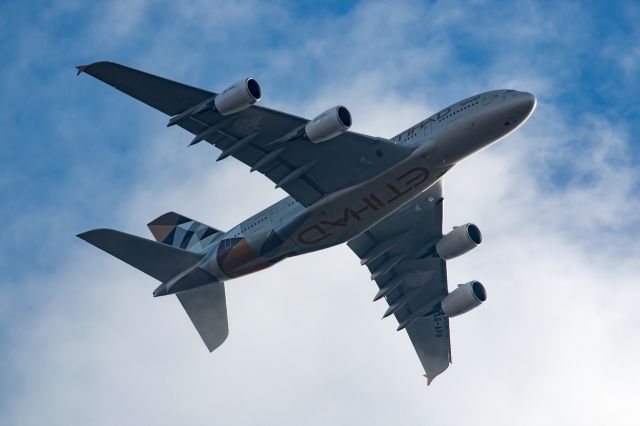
left=76, top=62, right=536, bottom=384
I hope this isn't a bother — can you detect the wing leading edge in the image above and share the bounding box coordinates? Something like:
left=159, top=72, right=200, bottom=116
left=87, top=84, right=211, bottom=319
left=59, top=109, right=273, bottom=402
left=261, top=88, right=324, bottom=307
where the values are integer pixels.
left=77, top=61, right=414, bottom=206
left=347, top=180, right=452, bottom=383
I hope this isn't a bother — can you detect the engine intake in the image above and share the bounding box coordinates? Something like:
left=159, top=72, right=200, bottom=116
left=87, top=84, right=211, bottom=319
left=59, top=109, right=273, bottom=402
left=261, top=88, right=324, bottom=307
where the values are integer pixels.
left=440, top=280, right=487, bottom=317
left=214, top=78, right=261, bottom=115
left=305, top=106, right=352, bottom=143
left=436, top=223, right=482, bottom=260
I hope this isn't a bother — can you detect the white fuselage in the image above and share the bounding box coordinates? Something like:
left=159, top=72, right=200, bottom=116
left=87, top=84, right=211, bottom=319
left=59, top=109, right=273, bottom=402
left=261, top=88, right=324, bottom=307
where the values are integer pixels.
left=280, top=90, right=536, bottom=254
left=202, top=90, right=536, bottom=280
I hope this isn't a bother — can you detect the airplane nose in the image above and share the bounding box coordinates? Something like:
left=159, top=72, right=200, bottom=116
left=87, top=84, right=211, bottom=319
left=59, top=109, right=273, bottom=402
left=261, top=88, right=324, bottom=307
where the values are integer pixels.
left=509, top=91, right=536, bottom=123
left=520, top=92, right=536, bottom=113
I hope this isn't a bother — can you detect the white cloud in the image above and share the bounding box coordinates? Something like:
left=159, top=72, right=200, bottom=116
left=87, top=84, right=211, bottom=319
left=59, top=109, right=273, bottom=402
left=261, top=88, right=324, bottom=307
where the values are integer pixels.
left=3, top=1, right=640, bottom=425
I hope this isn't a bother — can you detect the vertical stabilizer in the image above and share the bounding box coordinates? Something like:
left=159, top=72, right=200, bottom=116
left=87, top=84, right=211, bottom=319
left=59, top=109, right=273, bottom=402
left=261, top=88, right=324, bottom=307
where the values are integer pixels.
left=148, top=212, right=222, bottom=252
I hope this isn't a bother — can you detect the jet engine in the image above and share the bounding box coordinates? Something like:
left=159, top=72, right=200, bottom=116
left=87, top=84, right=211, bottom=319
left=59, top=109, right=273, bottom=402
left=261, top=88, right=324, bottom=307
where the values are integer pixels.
left=305, top=106, right=352, bottom=143
left=435, top=223, right=482, bottom=260
left=440, top=280, right=487, bottom=317
left=214, top=78, right=262, bottom=115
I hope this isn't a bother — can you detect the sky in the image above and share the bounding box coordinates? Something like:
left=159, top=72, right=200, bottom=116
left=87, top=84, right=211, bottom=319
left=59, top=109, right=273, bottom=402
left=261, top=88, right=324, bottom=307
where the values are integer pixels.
left=1, top=0, right=639, bottom=424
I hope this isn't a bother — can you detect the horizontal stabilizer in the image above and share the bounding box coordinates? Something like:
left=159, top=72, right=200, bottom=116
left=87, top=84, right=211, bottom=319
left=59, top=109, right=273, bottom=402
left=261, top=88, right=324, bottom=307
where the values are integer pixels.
left=78, top=228, right=204, bottom=282
left=177, top=283, right=229, bottom=352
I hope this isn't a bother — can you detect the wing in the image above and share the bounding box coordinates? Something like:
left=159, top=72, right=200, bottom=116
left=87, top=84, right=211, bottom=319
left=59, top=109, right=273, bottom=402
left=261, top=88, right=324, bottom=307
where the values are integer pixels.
left=77, top=61, right=414, bottom=206
left=347, top=180, right=451, bottom=384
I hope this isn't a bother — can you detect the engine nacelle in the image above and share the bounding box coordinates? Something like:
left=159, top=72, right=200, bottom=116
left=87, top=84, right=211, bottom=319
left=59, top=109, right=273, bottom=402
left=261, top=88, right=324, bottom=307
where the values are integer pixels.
left=213, top=78, right=261, bottom=115
left=440, top=281, right=487, bottom=317
left=435, top=223, right=482, bottom=260
left=305, top=106, right=352, bottom=143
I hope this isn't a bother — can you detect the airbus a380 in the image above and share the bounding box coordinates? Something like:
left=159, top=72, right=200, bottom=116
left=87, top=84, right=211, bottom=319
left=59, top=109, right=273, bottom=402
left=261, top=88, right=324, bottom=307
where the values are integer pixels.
left=77, top=62, right=536, bottom=384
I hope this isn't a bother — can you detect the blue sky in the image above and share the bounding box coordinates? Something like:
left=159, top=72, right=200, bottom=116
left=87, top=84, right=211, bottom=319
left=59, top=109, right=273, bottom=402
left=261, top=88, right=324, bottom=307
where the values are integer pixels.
left=1, top=1, right=639, bottom=425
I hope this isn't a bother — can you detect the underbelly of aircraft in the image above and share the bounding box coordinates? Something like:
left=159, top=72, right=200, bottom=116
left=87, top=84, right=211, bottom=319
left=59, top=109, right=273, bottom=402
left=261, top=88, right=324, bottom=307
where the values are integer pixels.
left=287, top=144, right=444, bottom=254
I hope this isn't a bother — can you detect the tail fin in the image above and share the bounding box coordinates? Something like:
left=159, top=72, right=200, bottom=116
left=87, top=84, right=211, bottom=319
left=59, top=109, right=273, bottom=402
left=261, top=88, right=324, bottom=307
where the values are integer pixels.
left=78, top=228, right=204, bottom=282
left=177, top=283, right=229, bottom=352
left=148, top=212, right=222, bottom=252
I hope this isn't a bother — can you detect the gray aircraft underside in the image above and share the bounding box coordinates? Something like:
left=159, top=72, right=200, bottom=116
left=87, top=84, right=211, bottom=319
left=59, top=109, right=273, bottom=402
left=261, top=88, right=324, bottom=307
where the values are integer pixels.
left=76, top=62, right=536, bottom=384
